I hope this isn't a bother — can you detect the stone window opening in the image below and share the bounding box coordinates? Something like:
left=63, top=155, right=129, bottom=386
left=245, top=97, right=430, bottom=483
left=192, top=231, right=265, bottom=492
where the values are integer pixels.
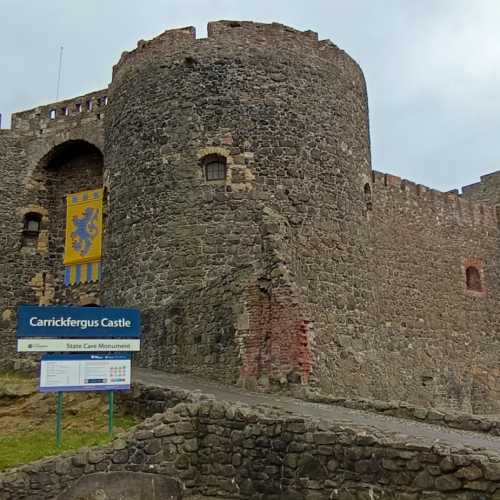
left=86, top=100, right=93, bottom=111
left=364, top=183, right=372, bottom=211
left=76, top=103, right=82, bottom=113
left=465, top=266, right=482, bottom=292
left=61, top=106, right=69, bottom=116
left=202, top=155, right=227, bottom=181
left=22, top=212, right=42, bottom=247
left=49, top=109, right=56, bottom=119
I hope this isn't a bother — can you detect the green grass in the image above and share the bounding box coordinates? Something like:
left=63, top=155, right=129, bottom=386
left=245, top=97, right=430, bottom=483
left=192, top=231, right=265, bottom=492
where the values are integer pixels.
left=0, top=415, right=137, bottom=471
left=0, top=372, right=138, bottom=470
left=0, top=371, right=34, bottom=384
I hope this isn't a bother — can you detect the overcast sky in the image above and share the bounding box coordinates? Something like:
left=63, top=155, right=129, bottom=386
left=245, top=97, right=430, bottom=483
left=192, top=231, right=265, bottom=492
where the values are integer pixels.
left=2, top=0, right=500, bottom=192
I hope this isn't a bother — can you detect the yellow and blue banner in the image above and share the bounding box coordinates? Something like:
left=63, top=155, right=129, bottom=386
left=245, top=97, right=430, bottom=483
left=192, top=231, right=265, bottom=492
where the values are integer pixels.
left=63, top=189, right=103, bottom=286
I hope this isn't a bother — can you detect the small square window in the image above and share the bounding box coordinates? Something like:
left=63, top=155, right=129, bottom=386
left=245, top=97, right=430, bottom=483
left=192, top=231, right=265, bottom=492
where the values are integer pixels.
left=206, top=161, right=226, bottom=181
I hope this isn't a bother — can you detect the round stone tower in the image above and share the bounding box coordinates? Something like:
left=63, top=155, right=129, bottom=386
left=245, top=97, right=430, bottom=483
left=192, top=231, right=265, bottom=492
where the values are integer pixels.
left=103, top=21, right=372, bottom=391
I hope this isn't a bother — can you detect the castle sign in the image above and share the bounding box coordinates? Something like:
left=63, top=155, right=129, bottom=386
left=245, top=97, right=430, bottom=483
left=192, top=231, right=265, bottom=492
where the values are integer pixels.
left=17, top=338, right=140, bottom=352
left=17, top=305, right=140, bottom=339
left=39, top=353, right=131, bottom=392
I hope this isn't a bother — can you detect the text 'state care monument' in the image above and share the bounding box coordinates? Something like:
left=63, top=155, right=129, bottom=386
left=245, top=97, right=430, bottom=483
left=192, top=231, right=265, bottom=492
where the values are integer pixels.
left=1, top=21, right=500, bottom=415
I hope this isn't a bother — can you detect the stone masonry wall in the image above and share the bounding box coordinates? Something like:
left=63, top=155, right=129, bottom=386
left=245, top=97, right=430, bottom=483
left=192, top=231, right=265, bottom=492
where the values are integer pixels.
left=0, top=130, right=32, bottom=370
left=461, top=171, right=500, bottom=206
left=3, top=397, right=500, bottom=499
left=0, top=91, right=106, bottom=370
left=103, top=21, right=371, bottom=388
left=359, top=172, right=500, bottom=414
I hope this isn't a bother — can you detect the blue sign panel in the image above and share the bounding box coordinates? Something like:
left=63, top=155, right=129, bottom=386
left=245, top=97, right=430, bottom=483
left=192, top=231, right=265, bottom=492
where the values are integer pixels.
left=17, top=305, right=140, bottom=338
left=40, top=353, right=131, bottom=392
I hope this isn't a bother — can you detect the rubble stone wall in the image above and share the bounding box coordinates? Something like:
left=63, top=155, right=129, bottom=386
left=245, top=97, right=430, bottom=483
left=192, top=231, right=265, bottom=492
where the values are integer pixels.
left=3, top=398, right=500, bottom=499
left=357, top=172, right=500, bottom=414
left=0, top=91, right=105, bottom=371
left=103, top=20, right=371, bottom=388
left=462, top=170, right=500, bottom=206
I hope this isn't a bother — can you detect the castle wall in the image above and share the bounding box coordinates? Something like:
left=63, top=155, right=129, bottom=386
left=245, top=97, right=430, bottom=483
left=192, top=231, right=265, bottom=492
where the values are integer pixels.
left=360, top=172, right=500, bottom=413
left=0, top=130, right=32, bottom=369
left=2, top=20, right=500, bottom=415
left=462, top=170, right=500, bottom=206
left=0, top=91, right=106, bottom=370
left=103, top=21, right=371, bottom=386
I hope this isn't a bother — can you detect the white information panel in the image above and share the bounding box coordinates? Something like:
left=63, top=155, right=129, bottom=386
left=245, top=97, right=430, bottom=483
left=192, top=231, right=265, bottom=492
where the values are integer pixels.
left=40, top=354, right=131, bottom=392
left=18, top=338, right=140, bottom=352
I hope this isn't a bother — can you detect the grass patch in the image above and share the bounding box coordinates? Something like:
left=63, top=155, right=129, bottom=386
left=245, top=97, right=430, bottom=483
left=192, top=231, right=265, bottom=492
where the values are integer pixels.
left=0, top=372, right=139, bottom=470
left=0, top=371, right=35, bottom=384
left=0, top=415, right=136, bottom=471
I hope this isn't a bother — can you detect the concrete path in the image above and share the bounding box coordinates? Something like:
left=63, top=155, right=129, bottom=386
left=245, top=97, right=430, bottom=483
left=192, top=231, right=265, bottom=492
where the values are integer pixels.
left=134, top=367, right=500, bottom=455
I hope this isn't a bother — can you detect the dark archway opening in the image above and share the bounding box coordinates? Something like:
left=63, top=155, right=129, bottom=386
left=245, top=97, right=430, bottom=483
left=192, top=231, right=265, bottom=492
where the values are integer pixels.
left=40, top=140, right=103, bottom=171
left=36, top=140, right=104, bottom=303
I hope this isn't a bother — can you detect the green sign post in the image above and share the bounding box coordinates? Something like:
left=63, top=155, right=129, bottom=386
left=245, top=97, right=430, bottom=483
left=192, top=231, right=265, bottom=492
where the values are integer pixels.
left=108, top=391, right=114, bottom=436
left=56, top=392, right=64, bottom=448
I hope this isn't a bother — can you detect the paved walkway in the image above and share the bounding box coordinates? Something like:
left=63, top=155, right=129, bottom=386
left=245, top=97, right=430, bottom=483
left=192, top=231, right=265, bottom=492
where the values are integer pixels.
left=134, top=367, right=500, bottom=454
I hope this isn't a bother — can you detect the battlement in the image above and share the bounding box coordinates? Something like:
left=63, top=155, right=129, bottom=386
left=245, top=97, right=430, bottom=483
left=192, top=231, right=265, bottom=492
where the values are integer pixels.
left=11, top=88, right=108, bottom=135
left=207, top=20, right=319, bottom=44
left=460, top=169, right=500, bottom=207
left=372, top=170, right=498, bottom=227
left=114, top=20, right=345, bottom=77
left=462, top=170, right=500, bottom=193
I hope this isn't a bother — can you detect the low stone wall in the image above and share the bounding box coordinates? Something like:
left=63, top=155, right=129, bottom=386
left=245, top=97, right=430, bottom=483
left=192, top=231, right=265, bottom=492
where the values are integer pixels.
left=116, top=383, right=199, bottom=418
left=121, top=382, right=500, bottom=438
left=3, top=397, right=500, bottom=499
left=298, top=389, right=500, bottom=436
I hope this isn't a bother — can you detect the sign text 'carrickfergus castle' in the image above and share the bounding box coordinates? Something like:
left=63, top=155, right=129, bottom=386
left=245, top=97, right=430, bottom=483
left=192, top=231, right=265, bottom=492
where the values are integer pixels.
left=1, top=20, right=499, bottom=414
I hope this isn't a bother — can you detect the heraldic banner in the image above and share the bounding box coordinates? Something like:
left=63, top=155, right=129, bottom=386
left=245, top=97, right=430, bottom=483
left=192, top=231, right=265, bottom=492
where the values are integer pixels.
left=64, top=189, right=103, bottom=286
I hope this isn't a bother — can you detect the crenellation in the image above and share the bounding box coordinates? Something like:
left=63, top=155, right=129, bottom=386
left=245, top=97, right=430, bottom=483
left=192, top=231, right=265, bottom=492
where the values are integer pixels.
left=207, top=20, right=319, bottom=43
left=112, top=20, right=352, bottom=85
left=114, top=26, right=197, bottom=76
left=11, top=88, right=108, bottom=136
left=461, top=169, right=500, bottom=206
left=371, top=170, right=498, bottom=229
